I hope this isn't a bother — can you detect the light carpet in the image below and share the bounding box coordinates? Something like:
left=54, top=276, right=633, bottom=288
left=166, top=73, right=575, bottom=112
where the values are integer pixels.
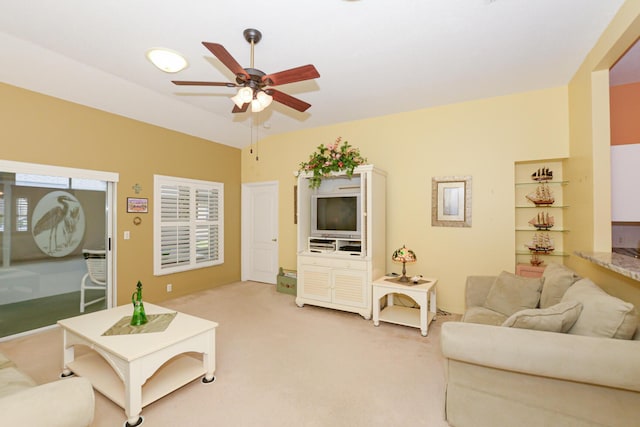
left=0, top=281, right=456, bottom=427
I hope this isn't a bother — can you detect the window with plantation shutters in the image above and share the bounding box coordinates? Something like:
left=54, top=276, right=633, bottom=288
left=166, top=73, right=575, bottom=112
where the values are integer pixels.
left=154, top=175, right=223, bottom=275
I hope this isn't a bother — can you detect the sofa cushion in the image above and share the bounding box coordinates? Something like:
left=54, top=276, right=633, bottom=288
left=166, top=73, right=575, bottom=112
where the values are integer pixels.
left=540, top=263, right=581, bottom=308
left=0, top=366, right=37, bottom=399
left=561, top=278, right=638, bottom=339
left=501, top=300, right=583, bottom=333
left=461, top=306, right=508, bottom=326
left=483, top=271, right=543, bottom=316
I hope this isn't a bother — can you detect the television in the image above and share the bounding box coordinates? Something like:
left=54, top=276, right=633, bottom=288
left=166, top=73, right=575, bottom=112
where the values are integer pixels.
left=311, top=193, right=361, bottom=238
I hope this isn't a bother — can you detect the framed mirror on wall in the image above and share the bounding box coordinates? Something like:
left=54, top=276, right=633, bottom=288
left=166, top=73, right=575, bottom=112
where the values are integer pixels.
left=431, top=176, right=472, bottom=228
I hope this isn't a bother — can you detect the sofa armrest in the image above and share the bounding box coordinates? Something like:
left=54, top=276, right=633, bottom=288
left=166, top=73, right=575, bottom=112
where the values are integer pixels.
left=0, top=377, right=94, bottom=427
left=441, top=321, right=640, bottom=393
left=465, top=276, right=496, bottom=308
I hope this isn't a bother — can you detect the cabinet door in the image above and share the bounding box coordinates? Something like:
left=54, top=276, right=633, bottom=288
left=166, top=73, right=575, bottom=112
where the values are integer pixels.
left=298, top=265, right=332, bottom=302
left=332, top=269, right=368, bottom=308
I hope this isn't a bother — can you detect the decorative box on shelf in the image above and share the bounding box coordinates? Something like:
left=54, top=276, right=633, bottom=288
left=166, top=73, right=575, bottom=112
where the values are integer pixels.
left=516, top=263, right=546, bottom=278
left=276, top=268, right=297, bottom=295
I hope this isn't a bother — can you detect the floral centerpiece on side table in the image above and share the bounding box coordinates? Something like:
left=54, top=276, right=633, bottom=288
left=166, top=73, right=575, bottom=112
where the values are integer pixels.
left=298, top=137, right=367, bottom=189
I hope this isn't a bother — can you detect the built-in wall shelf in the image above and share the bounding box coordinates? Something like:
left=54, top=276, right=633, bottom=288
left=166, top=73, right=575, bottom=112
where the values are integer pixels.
left=515, top=205, right=570, bottom=209
left=514, top=159, right=569, bottom=267
left=516, top=250, right=569, bottom=257
left=515, top=180, right=569, bottom=186
left=515, top=227, right=570, bottom=232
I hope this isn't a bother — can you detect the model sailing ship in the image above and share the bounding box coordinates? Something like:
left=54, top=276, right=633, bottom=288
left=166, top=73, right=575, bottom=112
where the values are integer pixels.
left=526, top=183, right=555, bottom=206
left=531, top=167, right=553, bottom=181
left=525, top=232, right=555, bottom=254
left=528, top=212, right=554, bottom=230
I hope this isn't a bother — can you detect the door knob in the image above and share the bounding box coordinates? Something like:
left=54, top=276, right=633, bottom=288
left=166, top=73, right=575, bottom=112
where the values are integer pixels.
left=272, top=238, right=277, bottom=242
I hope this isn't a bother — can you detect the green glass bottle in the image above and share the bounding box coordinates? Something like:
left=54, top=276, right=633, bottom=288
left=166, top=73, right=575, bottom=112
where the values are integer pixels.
left=130, top=281, right=148, bottom=326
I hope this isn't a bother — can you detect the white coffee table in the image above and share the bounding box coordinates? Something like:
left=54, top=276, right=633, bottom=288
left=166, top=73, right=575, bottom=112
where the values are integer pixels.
left=372, top=276, right=437, bottom=336
left=58, top=303, right=218, bottom=427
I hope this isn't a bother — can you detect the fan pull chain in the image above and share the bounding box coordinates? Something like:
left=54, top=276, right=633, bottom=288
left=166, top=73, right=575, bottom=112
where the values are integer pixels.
left=249, top=114, right=259, bottom=161
left=255, top=113, right=259, bottom=161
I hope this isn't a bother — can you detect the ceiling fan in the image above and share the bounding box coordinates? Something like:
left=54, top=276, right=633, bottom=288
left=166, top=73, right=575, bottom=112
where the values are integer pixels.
left=172, top=28, right=320, bottom=114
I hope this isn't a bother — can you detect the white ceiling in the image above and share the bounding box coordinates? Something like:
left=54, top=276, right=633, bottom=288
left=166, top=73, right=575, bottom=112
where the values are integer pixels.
left=0, top=0, right=628, bottom=149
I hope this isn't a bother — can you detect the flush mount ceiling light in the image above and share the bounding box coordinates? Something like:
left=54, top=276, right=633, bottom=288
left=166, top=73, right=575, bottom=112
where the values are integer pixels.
left=146, top=48, right=188, bottom=73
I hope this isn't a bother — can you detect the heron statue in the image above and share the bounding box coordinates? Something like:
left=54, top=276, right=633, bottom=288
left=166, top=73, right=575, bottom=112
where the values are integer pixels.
left=33, top=195, right=76, bottom=254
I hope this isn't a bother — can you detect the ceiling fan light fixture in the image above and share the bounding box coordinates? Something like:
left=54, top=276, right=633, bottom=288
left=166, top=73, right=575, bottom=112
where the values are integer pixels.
left=251, top=98, right=265, bottom=113
left=146, top=48, right=188, bottom=73
left=232, top=87, right=253, bottom=108
left=256, top=90, right=273, bottom=109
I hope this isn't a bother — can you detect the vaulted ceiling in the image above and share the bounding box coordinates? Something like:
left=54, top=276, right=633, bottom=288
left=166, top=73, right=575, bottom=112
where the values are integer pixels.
left=0, top=0, right=628, bottom=148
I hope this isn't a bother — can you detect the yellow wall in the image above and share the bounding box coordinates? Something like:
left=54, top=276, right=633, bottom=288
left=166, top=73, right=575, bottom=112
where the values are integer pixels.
left=0, top=83, right=242, bottom=305
left=566, top=0, right=640, bottom=308
left=242, top=87, right=570, bottom=313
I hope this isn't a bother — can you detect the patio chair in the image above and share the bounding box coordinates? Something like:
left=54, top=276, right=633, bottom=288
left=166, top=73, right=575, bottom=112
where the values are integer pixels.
left=80, top=249, right=106, bottom=313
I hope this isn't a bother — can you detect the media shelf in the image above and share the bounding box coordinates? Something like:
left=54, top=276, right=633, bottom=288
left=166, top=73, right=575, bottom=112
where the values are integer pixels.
left=308, top=237, right=362, bottom=255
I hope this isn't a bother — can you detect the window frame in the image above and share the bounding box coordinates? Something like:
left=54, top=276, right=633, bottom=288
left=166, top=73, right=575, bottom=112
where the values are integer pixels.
left=153, top=175, right=224, bottom=276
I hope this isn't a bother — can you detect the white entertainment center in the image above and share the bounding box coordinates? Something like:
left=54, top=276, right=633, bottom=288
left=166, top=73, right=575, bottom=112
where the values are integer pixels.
left=296, top=165, right=386, bottom=319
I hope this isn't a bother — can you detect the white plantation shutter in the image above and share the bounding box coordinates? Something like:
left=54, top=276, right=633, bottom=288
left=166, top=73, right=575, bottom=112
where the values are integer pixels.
left=195, top=187, right=221, bottom=263
left=154, top=176, right=223, bottom=275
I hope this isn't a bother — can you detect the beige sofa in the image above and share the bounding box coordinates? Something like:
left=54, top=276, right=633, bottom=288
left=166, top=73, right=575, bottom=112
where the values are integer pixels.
left=0, top=350, right=95, bottom=427
left=441, top=263, right=640, bottom=427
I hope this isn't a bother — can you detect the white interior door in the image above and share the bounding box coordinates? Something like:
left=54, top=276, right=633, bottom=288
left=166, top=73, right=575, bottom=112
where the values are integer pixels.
left=241, top=181, right=279, bottom=283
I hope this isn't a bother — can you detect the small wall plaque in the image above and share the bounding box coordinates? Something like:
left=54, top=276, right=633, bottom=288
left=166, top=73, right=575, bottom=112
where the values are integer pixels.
left=127, top=197, right=148, bottom=213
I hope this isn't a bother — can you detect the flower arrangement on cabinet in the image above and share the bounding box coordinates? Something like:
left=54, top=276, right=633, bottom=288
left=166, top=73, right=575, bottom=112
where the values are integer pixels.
left=298, top=137, right=367, bottom=189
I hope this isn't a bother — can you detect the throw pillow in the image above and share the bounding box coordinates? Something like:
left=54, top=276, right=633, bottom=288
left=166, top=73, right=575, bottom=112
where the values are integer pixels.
left=539, top=263, right=581, bottom=308
left=561, top=278, right=638, bottom=339
left=484, top=271, right=543, bottom=316
left=502, top=300, right=583, bottom=333
left=462, top=306, right=508, bottom=326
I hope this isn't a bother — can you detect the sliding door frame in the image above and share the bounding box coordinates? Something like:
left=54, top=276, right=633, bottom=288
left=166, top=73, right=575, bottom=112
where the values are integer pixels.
left=0, top=159, right=119, bottom=310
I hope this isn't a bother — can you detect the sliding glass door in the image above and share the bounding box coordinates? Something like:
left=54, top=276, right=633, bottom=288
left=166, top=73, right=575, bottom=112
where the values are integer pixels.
left=0, top=161, right=117, bottom=339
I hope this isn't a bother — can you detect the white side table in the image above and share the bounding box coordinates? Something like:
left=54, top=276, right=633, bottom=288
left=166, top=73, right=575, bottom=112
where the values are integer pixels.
left=372, top=276, right=437, bottom=336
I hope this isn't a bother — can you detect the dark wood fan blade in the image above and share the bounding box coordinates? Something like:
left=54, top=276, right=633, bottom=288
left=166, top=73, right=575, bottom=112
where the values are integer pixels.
left=232, top=103, right=250, bottom=113
left=270, top=89, right=311, bottom=112
left=262, top=65, right=320, bottom=86
left=172, top=81, right=237, bottom=87
left=202, top=42, right=250, bottom=80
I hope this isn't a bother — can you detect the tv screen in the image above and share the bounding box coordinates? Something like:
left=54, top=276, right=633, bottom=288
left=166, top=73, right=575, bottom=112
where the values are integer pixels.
left=312, top=194, right=360, bottom=237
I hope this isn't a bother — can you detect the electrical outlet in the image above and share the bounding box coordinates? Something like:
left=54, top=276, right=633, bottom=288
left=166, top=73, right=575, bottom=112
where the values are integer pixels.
left=166, top=283, right=172, bottom=292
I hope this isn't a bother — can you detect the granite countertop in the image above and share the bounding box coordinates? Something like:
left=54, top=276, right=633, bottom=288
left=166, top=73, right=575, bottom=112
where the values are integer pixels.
left=574, top=251, right=640, bottom=281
